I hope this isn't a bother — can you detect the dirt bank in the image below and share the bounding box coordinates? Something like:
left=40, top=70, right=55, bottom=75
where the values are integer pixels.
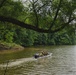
left=0, top=43, right=24, bottom=50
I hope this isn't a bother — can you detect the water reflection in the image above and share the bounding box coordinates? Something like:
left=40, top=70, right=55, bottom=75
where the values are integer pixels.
left=1, top=45, right=76, bottom=75
left=21, top=46, right=76, bottom=75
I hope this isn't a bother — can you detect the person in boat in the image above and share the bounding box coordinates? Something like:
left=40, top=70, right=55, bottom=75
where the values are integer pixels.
left=34, top=51, right=48, bottom=58
left=41, top=51, right=48, bottom=56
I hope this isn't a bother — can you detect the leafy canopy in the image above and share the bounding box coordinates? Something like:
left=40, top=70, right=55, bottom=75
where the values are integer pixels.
left=0, top=0, right=76, bottom=33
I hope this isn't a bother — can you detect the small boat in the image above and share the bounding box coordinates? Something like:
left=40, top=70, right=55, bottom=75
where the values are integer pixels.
left=34, top=52, right=52, bottom=59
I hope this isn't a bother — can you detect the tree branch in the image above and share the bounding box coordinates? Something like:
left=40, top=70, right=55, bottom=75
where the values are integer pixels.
left=37, top=1, right=52, bottom=12
left=34, top=0, right=38, bottom=4
left=49, top=0, right=62, bottom=30
left=51, top=18, right=75, bottom=33
left=0, top=16, right=75, bottom=33
left=0, top=16, right=49, bottom=33
left=32, top=0, right=39, bottom=27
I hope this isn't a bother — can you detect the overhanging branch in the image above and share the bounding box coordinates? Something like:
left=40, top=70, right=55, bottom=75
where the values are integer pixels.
left=0, top=16, right=49, bottom=33
left=0, top=16, right=75, bottom=33
left=49, top=0, right=62, bottom=30
left=51, top=18, right=75, bottom=32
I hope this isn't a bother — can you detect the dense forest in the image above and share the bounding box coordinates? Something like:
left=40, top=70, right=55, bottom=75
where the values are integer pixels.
left=0, top=0, right=76, bottom=47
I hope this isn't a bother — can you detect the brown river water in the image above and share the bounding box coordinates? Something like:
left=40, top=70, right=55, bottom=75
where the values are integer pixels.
left=0, top=45, right=76, bottom=75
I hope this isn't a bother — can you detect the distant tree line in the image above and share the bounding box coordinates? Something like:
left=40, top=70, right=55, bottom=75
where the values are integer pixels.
left=0, top=23, right=76, bottom=46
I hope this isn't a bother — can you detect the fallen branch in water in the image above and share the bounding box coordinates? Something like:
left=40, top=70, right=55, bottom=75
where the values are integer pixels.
left=4, top=60, right=9, bottom=75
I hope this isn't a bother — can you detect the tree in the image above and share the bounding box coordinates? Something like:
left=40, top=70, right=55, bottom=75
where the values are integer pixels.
left=0, top=0, right=75, bottom=33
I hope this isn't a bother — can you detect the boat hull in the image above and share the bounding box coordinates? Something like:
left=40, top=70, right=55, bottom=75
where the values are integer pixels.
left=34, top=53, right=52, bottom=59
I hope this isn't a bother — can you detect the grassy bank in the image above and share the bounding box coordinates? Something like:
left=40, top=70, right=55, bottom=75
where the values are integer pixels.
left=0, top=41, right=24, bottom=50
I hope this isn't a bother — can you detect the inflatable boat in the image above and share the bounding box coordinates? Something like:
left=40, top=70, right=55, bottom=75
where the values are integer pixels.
left=34, top=52, right=52, bottom=59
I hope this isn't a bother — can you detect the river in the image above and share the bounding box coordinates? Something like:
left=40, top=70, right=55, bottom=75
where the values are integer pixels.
left=0, top=45, right=76, bottom=75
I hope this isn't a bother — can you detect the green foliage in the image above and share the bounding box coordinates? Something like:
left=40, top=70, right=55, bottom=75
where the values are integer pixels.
left=5, top=31, right=14, bottom=43
left=34, top=33, right=48, bottom=45
left=0, top=0, right=76, bottom=47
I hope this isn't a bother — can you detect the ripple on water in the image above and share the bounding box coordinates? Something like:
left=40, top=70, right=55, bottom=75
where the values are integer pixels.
left=1, top=45, right=76, bottom=75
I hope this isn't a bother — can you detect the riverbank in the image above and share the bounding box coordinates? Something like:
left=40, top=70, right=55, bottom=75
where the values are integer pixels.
left=0, top=41, right=24, bottom=50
